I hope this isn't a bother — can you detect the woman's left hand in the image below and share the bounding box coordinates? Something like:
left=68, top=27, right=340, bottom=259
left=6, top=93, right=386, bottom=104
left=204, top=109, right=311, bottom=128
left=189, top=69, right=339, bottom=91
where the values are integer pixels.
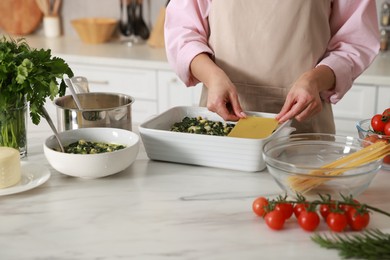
left=276, top=65, right=335, bottom=123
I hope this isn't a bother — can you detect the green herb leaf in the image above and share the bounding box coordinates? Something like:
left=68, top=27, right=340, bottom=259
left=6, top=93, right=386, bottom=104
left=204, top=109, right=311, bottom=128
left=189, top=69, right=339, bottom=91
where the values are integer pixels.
left=0, top=36, right=73, bottom=125
left=311, top=229, right=390, bottom=259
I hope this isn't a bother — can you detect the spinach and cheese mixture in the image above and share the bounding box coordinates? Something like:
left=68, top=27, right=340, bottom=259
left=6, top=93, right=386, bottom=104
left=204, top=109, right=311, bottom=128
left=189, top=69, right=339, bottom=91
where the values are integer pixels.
left=64, top=140, right=126, bottom=154
left=170, top=116, right=235, bottom=136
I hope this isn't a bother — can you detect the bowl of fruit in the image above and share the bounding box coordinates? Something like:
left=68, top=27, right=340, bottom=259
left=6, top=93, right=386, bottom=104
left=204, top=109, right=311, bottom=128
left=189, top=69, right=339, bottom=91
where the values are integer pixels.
left=356, top=108, right=390, bottom=170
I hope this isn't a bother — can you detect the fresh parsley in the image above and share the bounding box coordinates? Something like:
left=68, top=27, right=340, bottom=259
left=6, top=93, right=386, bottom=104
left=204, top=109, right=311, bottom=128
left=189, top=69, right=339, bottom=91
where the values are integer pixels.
left=0, top=36, right=73, bottom=125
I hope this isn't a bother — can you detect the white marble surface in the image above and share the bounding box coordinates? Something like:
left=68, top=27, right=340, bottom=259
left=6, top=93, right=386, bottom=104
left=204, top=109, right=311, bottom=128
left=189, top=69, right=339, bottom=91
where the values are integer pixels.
left=1, top=123, right=390, bottom=260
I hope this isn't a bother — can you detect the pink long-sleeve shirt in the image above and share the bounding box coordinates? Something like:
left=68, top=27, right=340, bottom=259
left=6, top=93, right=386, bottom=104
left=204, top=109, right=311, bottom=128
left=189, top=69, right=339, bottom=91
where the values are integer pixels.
left=164, top=0, right=380, bottom=104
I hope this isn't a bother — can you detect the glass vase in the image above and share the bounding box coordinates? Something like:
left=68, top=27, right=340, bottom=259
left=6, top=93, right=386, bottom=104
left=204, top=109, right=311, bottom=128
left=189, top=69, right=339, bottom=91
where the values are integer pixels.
left=0, top=103, right=28, bottom=158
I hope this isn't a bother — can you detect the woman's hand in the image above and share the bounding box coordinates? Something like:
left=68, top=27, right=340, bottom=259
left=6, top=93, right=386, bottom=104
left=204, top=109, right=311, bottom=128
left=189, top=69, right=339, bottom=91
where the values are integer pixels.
left=190, top=53, right=246, bottom=121
left=276, top=65, right=335, bottom=123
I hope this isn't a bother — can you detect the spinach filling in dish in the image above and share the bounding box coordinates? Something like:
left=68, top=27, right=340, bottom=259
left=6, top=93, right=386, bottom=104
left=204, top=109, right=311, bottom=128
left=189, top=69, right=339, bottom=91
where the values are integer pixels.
left=170, top=116, right=235, bottom=136
left=64, top=139, right=126, bottom=154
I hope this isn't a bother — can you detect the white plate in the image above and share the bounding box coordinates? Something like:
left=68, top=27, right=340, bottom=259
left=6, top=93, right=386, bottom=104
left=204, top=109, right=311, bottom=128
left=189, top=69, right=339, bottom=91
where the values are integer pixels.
left=0, top=162, right=51, bottom=196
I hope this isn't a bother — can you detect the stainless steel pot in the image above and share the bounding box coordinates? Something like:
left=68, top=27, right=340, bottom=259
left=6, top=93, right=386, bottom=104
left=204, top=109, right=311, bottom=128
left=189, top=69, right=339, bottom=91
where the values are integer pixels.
left=54, top=92, right=134, bottom=131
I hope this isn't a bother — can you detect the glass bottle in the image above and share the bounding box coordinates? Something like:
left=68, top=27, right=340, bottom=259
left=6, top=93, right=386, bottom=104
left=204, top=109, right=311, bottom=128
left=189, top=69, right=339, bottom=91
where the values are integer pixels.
left=380, top=29, right=389, bottom=52
left=381, top=2, right=390, bottom=26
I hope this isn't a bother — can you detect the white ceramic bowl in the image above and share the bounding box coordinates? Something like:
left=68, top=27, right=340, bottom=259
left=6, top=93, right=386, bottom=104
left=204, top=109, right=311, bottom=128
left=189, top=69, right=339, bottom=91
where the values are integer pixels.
left=139, top=106, right=295, bottom=172
left=44, top=128, right=140, bottom=178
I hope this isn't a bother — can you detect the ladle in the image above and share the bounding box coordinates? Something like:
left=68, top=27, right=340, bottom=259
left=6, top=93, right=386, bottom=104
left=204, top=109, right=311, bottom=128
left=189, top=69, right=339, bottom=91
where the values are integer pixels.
left=134, top=0, right=150, bottom=40
left=41, top=106, right=65, bottom=153
left=64, top=76, right=83, bottom=110
left=70, top=76, right=90, bottom=93
left=119, top=0, right=132, bottom=37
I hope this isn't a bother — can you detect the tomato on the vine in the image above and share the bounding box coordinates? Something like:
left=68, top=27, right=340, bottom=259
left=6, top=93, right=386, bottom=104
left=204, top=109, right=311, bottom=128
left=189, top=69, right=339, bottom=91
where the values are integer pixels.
left=264, top=210, right=285, bottom=230
left=347, top=208, right=370, bottom=231
left=382, top=108, right=390, bottom=118
left=371, top=114, right=387, bottom=133
left=339, top=199, right=360, bottom=214
left=275, top=202, right=294, bottom=220
left=252, top=197, right=269, bottom=217
left=384, top=122, right=390, bottom=136
left=384, top=155, right=390, bottom=164
left=319, top=203, right=336, bottom=220
left=298, top=210, right=320, bottom=232
left=326, top=212, right=348, bottom=232
left=293, top=203, right=308, bottom=218
left=363, top=135, right=379, bottom=147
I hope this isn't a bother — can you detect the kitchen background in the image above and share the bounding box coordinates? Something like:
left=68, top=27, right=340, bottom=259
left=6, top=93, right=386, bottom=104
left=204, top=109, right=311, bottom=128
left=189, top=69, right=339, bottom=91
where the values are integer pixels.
left=0, top=0, right=384, bottom=38
left=0, top=0, right=388, bottom=138
left=39, top=0, right=167, bottom=37
left=0, top=0, right=387, bottom=45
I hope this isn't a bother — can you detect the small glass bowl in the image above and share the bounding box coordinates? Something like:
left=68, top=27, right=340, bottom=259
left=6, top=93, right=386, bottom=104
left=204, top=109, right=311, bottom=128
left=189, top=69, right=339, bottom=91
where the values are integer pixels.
left=356, top=119, right=390, bottom=170
left=263, top=134, right=382, bottom=200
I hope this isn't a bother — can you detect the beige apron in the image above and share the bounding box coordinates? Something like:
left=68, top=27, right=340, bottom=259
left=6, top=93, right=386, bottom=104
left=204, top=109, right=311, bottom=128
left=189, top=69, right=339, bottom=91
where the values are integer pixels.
left=200, top=0, right=335, bottom=134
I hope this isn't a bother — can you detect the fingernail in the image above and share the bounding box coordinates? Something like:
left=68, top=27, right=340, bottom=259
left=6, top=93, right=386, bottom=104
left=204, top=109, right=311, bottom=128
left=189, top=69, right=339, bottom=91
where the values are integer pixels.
left=240, top=112, right=247, bottom=118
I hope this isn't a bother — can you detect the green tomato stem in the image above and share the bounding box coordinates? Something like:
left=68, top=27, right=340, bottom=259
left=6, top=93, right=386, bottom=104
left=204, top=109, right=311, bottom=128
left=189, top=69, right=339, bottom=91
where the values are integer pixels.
left=272, top=197, right=390, bottom=218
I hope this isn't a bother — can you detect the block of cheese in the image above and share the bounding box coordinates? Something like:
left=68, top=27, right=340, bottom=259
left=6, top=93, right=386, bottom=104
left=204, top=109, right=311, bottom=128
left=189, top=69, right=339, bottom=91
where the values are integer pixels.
left=228, top=116, right=279, bottom=139
left=0, top=147, right=21, bottom=189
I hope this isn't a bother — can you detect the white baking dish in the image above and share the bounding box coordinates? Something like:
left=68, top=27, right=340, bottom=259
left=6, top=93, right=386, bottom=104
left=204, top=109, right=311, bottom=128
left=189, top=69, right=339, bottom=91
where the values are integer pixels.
left=139, top=106, right=295, bottom=172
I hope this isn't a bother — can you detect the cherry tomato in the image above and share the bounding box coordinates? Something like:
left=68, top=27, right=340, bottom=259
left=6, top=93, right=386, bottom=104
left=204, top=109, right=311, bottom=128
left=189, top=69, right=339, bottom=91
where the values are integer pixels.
left=382, top=108, right=390, bottom=118
left=363, top=135, right=379, bottom=147
left=384, top=155, right=390, bottom=164
left=319, top=203, right=336, bottom=220
left=374, top=138, right=388, bottom=145
left=347, top=208, right=370, bottom=231
left=373, top=136, right=390, bottom=164
left=252, top=197, right=269, bottom=217
left=264, top=210, right=285, bottom=230
left=384, top=122, right=390, bottom=136
left=339, top=199, right=360, bottom=214
left=298, top=211, right=320, bottom=232
left=275, top=202, right=294, bottom=220
left=293, top=203, right=308, bottom=218
left=371, top=114, right=387, bottom=133
left=326, top=212, right=348, bottom=232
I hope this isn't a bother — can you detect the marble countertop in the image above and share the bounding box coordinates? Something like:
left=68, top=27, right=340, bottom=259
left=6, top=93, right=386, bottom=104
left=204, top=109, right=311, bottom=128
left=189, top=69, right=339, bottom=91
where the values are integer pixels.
left=1, top=123, right=390, bottom=260
left=16, top=35, right=390, bottom=86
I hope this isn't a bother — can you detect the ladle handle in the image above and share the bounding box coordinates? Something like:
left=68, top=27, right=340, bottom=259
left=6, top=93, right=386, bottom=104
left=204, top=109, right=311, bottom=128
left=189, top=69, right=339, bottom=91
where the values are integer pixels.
left=42, top=106, right=65, bottom=153
left=64, top=78, right=83, bottom=110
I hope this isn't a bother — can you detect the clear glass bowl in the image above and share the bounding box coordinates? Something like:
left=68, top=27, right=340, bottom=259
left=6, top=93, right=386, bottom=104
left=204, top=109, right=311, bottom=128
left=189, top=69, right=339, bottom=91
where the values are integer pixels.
left=356, top=118, right=390, bottom=170
left=263, top=134, right=382, bottom=200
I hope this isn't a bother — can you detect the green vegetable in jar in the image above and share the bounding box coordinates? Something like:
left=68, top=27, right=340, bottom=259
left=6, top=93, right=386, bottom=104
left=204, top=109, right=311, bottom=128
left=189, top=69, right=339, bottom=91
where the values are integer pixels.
left=170, top=116, right=235, bottom=136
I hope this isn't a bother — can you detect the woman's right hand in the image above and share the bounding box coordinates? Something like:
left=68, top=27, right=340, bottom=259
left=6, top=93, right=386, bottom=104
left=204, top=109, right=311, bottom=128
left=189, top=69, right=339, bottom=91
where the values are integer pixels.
left=190, top=53, right=246, bottom=121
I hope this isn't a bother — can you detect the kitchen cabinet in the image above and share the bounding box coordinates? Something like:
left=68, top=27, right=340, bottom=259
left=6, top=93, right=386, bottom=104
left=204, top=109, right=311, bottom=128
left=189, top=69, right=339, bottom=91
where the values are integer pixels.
left=377, top=86, right=390, bottom=112
left=68, top=63, right=159, bottom=124
left=332, top=83, right=390, bottom=137
left=157, top=71, right=202, bottom=113
left=67, top=65, right=203, bottom=124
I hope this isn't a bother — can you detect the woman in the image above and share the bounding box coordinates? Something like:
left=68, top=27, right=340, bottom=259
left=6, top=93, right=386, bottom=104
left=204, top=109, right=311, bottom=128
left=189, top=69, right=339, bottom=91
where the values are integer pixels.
left=164, top=0, right=380, bottom=133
